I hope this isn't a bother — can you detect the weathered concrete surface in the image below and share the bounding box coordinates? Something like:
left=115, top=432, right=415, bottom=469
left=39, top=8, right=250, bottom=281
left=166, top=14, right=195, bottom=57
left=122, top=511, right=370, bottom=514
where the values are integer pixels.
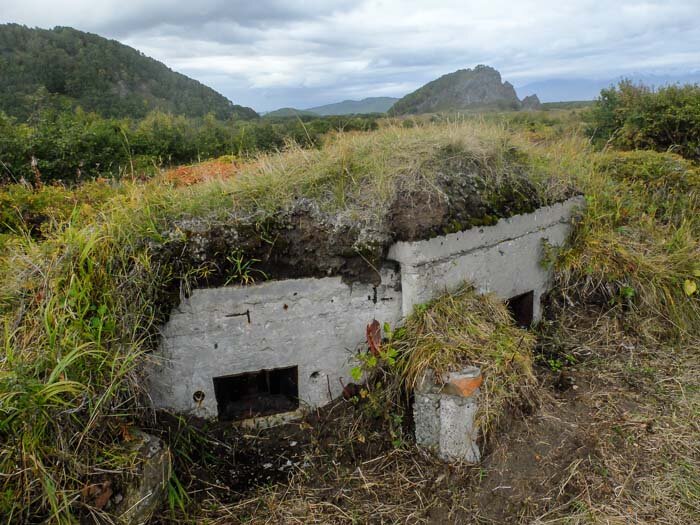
left=148, top=266, right=402, bottom=418
left=413, top=377, right=441, bottom=449
left=438, top=394, right=480, bottom=462
left=388, top=196, right=584, bottom=322
left=414, top=367, right=481, bottom=463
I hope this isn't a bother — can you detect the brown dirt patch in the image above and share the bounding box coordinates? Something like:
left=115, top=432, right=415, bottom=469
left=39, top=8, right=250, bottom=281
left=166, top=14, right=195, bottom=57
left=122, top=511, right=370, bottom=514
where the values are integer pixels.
left=162, top=158, right=247, bottom=187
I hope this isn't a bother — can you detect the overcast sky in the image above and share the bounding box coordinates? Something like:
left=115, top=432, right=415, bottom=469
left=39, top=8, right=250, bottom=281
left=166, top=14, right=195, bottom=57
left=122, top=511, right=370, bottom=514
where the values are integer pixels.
left=2, top=0, right=700, bottom=111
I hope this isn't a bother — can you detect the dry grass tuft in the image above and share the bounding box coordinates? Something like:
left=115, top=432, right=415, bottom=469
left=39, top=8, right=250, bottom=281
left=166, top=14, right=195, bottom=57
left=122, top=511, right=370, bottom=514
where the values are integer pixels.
left=391, top=286, right=538, bottom=437
left=230, top=120, right=567, bottom=219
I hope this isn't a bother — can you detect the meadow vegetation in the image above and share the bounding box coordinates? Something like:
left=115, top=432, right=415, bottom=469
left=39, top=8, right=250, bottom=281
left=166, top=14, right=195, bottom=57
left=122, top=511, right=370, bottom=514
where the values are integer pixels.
left=587, top=80, right=700, bottom=159
left=0, top=87, right=699, bottom=522
left=0, top=108, right=379, bottom=184
left=0, top=120, right=555, bottom=521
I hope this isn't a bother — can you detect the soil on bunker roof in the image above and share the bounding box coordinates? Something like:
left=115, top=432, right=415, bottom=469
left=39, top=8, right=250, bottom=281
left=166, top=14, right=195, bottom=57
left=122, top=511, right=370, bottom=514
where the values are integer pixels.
left=153, top=148, right=573, bottom=293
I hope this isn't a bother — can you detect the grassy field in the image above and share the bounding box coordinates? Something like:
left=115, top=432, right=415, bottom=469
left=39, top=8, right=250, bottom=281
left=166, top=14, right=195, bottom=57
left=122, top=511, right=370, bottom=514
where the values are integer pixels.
left=0, top=110, right=698, bottom=523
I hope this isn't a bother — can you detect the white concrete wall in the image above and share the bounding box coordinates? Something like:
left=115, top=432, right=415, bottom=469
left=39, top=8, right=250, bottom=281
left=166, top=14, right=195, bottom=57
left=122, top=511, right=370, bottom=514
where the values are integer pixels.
left=387, top=196, right=584, bottom=321
left=147, top=266, right=402, bottom=418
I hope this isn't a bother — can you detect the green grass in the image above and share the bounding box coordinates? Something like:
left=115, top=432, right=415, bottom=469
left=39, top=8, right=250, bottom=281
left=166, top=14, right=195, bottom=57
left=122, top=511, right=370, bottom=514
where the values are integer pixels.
left=553, top=149, right=700, bottom=341
left=0, top=180, right=122, bottom=249
left=0, top=114, right=699, bottom=521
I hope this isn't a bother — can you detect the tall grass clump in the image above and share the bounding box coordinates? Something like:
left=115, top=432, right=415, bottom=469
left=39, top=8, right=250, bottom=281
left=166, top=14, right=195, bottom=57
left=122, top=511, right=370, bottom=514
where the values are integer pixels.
left=575, top=151, right=699, bottom=340
left=390, top=286, right=537, bottom=437
left=525, top=129, right=700, bottom=342
left=0, top=179, right=238, bottom=521
left=2, top=200, right=158, bottom=521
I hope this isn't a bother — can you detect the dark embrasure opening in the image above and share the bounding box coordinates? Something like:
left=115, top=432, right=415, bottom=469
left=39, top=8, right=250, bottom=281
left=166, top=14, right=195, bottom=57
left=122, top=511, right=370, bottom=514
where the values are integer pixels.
left=506, top=290, right=534, bottom=328
left=213, top=366, right=299, bottom=421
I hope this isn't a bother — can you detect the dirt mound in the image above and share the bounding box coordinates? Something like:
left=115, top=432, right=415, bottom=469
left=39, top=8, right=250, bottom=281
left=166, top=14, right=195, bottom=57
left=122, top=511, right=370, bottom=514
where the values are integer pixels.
left=389, top=148, right=545, bottom=241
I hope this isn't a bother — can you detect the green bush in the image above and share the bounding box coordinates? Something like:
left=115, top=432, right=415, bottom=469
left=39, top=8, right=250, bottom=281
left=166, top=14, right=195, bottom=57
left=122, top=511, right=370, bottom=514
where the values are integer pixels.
left=0, top=108, right=381, bottom=184
left=586, top=81, right=700, bottom=159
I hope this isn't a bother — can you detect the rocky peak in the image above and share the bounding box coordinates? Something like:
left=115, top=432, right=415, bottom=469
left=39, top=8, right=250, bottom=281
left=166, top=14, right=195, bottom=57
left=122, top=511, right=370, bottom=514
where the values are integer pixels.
left=389, top=65, right=539, bottom=115
left=521, top=94, right=542, bottom=110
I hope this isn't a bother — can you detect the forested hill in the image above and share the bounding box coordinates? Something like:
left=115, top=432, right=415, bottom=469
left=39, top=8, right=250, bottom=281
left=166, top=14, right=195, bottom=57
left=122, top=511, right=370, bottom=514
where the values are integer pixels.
left=0, top=24, right=259, bottom=120
left=263, top=107, right=318, bottom=118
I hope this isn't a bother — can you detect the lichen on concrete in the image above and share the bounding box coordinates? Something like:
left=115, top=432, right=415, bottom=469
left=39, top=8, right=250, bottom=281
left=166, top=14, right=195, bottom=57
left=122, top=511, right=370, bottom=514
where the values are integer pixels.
left=113, top=430, right=171, bottom=525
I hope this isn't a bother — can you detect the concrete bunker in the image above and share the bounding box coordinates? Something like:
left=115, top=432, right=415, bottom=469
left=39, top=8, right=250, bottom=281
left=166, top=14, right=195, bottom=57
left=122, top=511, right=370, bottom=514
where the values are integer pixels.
left=387, top=197, right=584, bottom=322
left=147, top=196, right=584, bottom=425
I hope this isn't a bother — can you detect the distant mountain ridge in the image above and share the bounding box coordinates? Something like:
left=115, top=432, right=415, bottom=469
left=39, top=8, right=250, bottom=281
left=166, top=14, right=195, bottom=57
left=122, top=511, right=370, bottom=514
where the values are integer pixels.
left=0, top=24, right=258, bottom=120
left=263, top=107, right=318, bottom=118
left=389, top=65, right=539, bottom=115
left=307, top=97, right=398, bottom=115
left=264, top=96, right=399, bottom=118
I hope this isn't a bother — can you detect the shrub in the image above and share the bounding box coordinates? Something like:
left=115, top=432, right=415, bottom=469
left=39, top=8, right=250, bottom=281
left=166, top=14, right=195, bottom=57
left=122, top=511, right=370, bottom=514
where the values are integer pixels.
left=586, top=81, right=700, bottom=159
left=0, top=108, right=382, bottom=184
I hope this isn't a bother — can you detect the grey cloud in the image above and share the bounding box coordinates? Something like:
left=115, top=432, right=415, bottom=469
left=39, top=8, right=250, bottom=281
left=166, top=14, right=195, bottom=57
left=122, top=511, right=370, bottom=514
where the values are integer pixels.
left=97, top=1, right=359, bottom=37
left=2, top=0, right=700, bottom=111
